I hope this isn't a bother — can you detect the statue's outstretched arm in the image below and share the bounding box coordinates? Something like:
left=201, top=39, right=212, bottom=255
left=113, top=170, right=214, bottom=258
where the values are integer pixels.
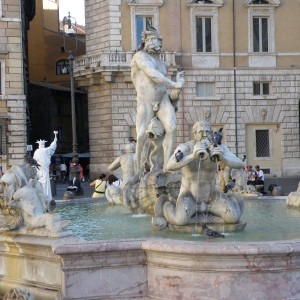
left=220, top=145, right=243, bottom=169
left=108, top=157, right=121, bottom=171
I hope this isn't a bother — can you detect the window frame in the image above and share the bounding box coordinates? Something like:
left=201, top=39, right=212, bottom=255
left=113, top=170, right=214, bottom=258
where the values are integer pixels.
left=56, top=59, right=70, bottom=75
left=196, top=82, right=215, bottom=97
left=253, top=82, right=270, bottom=96
left=190, top=6, right=220, bottom=54
left=128, top=1, right=163, bottom=51
left=246, top=3, right=278, bottom=55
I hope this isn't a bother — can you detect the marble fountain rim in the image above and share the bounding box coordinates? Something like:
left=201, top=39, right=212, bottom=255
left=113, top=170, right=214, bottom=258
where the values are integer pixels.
left=48, top=237, right=300, bottom=256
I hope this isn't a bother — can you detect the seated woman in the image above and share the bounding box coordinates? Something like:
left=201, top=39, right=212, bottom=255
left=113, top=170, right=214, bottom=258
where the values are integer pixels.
left=106, top=174, right=122, bottom=188
left=90, top=173, right=107, bottom=198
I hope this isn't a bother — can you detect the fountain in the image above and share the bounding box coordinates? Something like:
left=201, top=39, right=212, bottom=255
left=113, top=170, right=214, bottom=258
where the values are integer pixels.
left=1, top=27, right=300, bottom=300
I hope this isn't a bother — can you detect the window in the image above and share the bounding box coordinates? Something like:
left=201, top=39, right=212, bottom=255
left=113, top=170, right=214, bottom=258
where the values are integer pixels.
left=189, top=1, right=222, bottom=67
left=56, top=59, right=69, bottom=75
left=245, top=0, right=279, bottom=60
left=253, top=17, right=268, bottom=52
left=253, top=82, right=269, bottom=95
left=136, top=15, right=153, bottom=49
left=196, top=17, right=212, bottom=52
left=196, top=82, right=215, bottom=97
left=128, top=1, right=162, bottom=50
left=256, top=129, right=270, bottom=157
left=251, top=0, right=269, bottom=3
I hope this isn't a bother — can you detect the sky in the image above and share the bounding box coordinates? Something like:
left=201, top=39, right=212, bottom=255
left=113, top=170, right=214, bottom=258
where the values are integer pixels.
left=59, top=0, right=85, bottom=25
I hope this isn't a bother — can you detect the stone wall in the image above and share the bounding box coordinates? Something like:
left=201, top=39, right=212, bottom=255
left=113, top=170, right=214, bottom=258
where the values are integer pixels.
left=0, top=0, right=27, bottom=168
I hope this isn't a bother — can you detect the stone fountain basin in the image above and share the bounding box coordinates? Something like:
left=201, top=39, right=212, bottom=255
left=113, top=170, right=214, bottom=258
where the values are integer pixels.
left=1, top=197, right=300, bottom=299
left=1, top=233, right=300, bottom=299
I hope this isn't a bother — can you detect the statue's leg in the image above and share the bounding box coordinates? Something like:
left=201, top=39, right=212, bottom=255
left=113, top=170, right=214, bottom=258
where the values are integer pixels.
left=163, top=194, right=197, bottom=226
left=157, top=100, right=176, bottom=170
left=135, top=102, right=153, bottom=174
left=209, top=193, right=242, bottom=223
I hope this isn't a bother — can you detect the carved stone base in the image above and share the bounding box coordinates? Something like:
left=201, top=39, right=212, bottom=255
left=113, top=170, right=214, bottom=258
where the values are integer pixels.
left=168, top=221, right=247, bottom=234
left=287, top=192, right=300, bottom=207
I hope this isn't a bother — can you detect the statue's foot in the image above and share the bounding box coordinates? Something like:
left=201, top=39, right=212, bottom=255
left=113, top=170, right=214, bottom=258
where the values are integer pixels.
left=152, top=216, right=168, bottom=230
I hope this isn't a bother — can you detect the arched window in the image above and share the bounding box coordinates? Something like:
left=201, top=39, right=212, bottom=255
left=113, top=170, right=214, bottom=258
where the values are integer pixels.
left=56, top=59, right=69, bottom=75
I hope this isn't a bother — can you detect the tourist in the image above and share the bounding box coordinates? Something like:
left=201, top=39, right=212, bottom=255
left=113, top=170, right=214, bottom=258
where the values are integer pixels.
left=67, top=176, right=80, bottom=194
left=246, top=165, right=256, bottom=186
left=90, top=173, right=106, bottom=198
left=60, top=161, right=67, bottom=182
left=255, top=165, right=265, bottom=185
left=131, top=26, right=184, bottom=173
left=79, top=163, right=84, bottom=182
left=107, top=174, right=122, bottom=188
left=33, top=132, right=57, bottom=201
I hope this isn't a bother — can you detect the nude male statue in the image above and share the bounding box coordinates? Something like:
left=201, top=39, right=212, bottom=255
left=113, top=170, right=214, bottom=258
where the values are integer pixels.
left=108, top=142, right=136, bottom=187
left=130, top=27, right=184, bottom=174
left=162, top=121, right=244, bottom=225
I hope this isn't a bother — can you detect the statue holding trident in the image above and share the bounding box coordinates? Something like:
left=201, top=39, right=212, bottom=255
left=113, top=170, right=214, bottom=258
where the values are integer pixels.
left=33, top=131, right=58, bottom=202
left=131, top=26, right=185, bottom=174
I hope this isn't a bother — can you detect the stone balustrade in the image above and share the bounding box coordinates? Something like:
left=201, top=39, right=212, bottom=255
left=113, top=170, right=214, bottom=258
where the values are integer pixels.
left=73, top=50, right=176, bottom=76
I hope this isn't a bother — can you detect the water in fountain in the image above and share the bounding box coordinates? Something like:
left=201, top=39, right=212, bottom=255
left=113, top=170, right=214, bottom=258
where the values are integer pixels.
left=57, top=197, right=300, bottom=242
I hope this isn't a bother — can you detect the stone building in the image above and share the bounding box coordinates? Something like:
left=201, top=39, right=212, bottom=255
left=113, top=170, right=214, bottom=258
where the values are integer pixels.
left=26, top=0, right=89, bottom=156
left=74, top=0, right=300, bottom=177
left=0, top=0, right=35, bottom=170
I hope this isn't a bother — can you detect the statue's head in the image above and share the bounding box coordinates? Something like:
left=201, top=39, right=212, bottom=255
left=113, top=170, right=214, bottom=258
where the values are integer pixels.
left=141, top=27, right=162, bottom=54
left=36, top=139, right=47, bottom=148
left=124, top=143, right=135, bottom=154
left=192, top=121, right=213, bottom=143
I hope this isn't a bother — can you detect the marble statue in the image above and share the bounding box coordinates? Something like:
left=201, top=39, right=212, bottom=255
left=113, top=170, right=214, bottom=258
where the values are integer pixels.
left=287, top=182, right=300, bottom=207
left=131, top=27, right=185, bottom=173
left=216, top=161, right=230, bottom=192
left=153, top=121, right=244, bottom=228
left=3, top=288, right=33, bottom=300
left=0, top=161, right=38, bottom=206
left=0, top=157, right=71, bottom=237
left=108, top=142, right=136, bottom=187
left=33, top=131, right=58, bottom=202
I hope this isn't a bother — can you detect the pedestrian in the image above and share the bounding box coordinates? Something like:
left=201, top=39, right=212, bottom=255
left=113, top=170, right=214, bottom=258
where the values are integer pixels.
left=90, top=173, right=107, bottom=198
left=255, top=165, right=265, bottom=185
left=60, top=161, right=67, bottom=182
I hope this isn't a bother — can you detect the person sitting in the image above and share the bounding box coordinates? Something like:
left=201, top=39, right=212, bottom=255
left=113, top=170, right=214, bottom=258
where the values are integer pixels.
left=67, top=176, right=81, bottom=195
left=90, top=173, right=106, bottom=198
left=255, top=165, right=265, bottom=193
left=106, top=174, right=122, bottom=188
left=246, top=165, right=256, bottom=186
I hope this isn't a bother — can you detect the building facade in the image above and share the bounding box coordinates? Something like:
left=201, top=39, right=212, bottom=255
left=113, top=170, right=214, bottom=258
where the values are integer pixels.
left=0, top=0, right=35, bottom=170
left=27, top=0, right=89, bottom=156
left=74, top=0, right=300, bottom=177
